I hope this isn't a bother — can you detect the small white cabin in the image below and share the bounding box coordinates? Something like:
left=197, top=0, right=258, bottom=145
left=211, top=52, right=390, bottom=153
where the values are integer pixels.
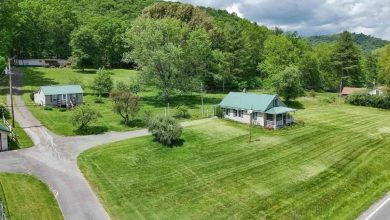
left=34, top=85, right=84, bottom=108
left=0, top=124, right=10, bottom=151
left=219, top=92, right=297, bottom=129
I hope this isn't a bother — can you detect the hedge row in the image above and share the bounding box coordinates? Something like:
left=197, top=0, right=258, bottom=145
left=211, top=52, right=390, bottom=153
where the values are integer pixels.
left=345, top=93, right=390, bottom=109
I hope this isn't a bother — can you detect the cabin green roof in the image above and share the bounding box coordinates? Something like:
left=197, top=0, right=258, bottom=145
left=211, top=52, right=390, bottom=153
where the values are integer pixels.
left=219, top=92, right=277, bottom=112
left=0, top=123, right=10, bottom=133
left=265, top=106, right=296, bottom=114
left=40, top=85, right=83, bottom=95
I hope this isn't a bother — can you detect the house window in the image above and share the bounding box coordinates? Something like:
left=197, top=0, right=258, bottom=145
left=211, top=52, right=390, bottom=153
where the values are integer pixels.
left=254, top=112, right=262, bottom=120
left=52, top=95, right=57, bottom=102
left=233, top=109, right=238, bottom=117
left=225, top=109, right=230, bottom=116
left=274, top=99, right=278, bottom=107
left=238, top=110, right=243, bottom=118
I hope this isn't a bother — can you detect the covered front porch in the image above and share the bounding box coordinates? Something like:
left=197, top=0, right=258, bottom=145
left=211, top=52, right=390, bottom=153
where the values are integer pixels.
left=264, top=107, right=296, bottom=129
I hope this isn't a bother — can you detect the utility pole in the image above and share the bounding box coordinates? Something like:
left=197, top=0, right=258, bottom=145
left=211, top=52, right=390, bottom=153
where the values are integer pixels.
left=201, top=82, right=204, bottom=118
left=8, top=57, right=15, bottom=128
left=248, top=108, right=253, bottom=143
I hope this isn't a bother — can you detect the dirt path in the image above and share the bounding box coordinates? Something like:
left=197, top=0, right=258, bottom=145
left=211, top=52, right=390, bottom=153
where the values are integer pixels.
left=1, top=69, right=212, bottom=220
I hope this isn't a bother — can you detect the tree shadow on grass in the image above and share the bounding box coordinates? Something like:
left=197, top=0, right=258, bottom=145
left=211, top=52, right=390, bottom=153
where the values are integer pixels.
left=284, top=100, right=305, bottom=109
left=141, top=95, right=222, bottom=108
left=121, top=119, right=145, bottom=128
left=152, top=138, right=185, bottom=148
left=74, top=126, right=108, bottom=135
left=18, top=67, right=58, bottom=94
left=74, top=69, right=97, bottom=74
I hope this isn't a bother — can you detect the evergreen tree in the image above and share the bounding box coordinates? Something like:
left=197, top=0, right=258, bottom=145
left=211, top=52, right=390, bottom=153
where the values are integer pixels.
left=332, top=31, right=363, bottom=87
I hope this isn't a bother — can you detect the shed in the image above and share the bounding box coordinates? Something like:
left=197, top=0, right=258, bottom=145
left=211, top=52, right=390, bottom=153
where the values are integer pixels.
left=341, top=87, right=367, bottom=96
left=0, top=123, right=10, bottom=151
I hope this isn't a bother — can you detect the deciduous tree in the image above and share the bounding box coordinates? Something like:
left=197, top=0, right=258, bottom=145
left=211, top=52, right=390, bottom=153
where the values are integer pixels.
left=110, top=89, right=140, bottom=125
left=70, top=105, right=102, bottom=130
left=92, top=68, right=114, bottom=96
left=272, top=66, right=304, bottom=101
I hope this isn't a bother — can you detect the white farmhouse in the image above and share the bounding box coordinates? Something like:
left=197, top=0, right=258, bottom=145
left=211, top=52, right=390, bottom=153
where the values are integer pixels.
left=34, top=85, right=84, bottom=108
left=219, top=92, right=297, bottom=129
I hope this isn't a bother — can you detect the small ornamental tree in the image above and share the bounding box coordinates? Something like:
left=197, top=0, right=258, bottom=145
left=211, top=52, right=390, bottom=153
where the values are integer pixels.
left=92, top=68, right=113, bottom=96
left=70, top=105, right=102, bottom=130
left=148, top=117, right=182, bottom=147
left=110, top=89, right=140, bottom=125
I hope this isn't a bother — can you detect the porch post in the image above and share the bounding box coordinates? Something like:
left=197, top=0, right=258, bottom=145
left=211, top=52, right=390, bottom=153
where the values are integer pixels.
left=273, top=114, right=276, bottom=129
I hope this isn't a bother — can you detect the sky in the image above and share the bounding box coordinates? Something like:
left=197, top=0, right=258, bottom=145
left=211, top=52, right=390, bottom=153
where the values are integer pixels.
left=171, top=0, right=390, bottom=40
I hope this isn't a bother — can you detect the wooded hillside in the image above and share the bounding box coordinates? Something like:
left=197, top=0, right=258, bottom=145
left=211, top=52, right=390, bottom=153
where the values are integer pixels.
left=307, top=33, right=389, bottom=53
left=1, top=0, right=389, bottom=97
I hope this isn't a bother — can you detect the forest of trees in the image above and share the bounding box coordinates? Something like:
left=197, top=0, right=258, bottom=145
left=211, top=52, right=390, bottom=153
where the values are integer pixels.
left=1, top=0, right=390, bottom=100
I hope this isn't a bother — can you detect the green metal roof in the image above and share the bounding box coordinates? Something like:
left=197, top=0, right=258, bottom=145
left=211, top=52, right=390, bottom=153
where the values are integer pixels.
left=40, top=85, right=83, bottom=95
left=0, top=123, right=10, bottom=133
left=265, top=106, right=296, bottom=115
left=219, top=92, right=277, bottom=112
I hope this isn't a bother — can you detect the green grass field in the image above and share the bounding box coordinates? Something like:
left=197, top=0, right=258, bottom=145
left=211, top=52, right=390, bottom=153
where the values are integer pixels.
left=0, top=173, right=63, bottom=220
left=78, top=98, right=390, bottom=219
left=20, top=67, right=223, bottom=136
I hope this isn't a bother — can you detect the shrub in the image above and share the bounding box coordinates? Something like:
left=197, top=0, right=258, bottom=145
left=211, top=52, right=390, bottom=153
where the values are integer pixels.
left=30, top=92, right=35, bottom=101
left=59, top=108, right=67, bottom=112
left=322, top=96, right=336, bottom=104
left=148, top=117, right=182, bottom=147
left=142, top=110, right=153, bottom=125
left=70, top=105, right=102, bottom=130
left=94, top=96, right=104, bottom=103
left=0, top=104, right=10, bottom=119
left=215, top=106, right=224, bottom=118
left=308, top=89, right=316, bottom=98
left=44, top=106, right=53, bottom=111
left=174, top=106, right=190, bottom=118
left=346, top=93, right=390, bottom=109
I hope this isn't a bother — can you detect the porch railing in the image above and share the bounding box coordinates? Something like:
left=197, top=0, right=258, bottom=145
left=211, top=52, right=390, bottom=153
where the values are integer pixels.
left=266, top=118, right=295, bottom=127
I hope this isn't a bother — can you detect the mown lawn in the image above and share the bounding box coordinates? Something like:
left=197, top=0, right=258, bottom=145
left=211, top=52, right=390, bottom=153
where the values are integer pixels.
left=0, top=173, right=63, bottom=220
left=20, top=67, right=223, bottom=136
left=78, top=98, right=390, bottom=219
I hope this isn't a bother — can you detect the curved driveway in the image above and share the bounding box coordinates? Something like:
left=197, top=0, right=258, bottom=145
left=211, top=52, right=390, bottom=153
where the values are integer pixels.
left=0, top=70, right=210, bottom=220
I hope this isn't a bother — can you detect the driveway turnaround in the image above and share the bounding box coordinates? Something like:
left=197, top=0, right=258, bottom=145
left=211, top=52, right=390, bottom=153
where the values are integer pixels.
left=0, top=70, right=210, bottom=220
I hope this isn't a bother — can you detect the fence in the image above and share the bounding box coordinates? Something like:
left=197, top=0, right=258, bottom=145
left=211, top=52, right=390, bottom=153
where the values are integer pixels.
left=0, top=199, right=6, bottom=220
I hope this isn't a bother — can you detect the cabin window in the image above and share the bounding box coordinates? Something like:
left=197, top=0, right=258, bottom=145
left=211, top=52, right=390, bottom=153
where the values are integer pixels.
left=274, top=99, right=278, bottom=107
left=225, top=109, right=230, bottom=116
left=238, top=110, right=243, bottom=118
left=254, top=112, right=262, bottom=120
left=233, top=109, right=238, bottom=117
left=52, top=95, right=57, bottom=102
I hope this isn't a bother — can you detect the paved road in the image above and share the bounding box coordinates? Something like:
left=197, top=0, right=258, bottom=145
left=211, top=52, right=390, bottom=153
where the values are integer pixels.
left=1, top=69, right=211, bottom=220
left=357, top=193, right=390, bottom=220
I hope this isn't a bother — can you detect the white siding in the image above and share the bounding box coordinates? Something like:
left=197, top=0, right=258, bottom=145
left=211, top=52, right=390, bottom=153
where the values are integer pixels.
left=223, top=108, right=265, bottom=126
left=34, top=90, right=46, bottom=106
left=0, top=131, right=8, bottom=151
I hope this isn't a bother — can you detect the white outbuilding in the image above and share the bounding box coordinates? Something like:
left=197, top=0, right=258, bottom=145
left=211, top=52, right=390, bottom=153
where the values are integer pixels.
left=0, top=124, right=10, bottom=151
left=34, top=85, right=84, bottom=108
